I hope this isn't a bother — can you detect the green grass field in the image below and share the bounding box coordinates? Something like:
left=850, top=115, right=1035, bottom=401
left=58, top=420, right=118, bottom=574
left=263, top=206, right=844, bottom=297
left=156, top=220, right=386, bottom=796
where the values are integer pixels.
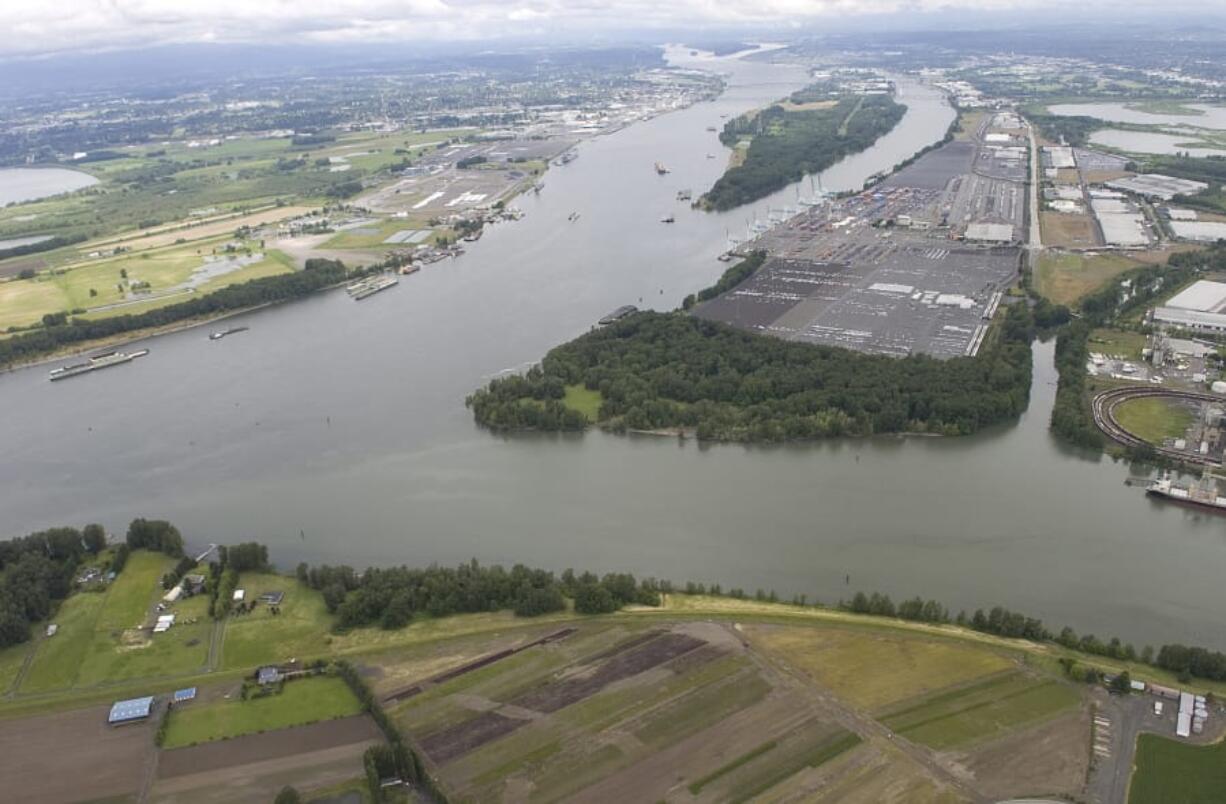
left=1114, top=397, right=1194, bottom=444
left=0, top=641, right=31, bottom=693
left=1036, top=253, right=1139, bottom=306
left=161, top=675, right=363, bottom=748
left=881, top=672, right=1080, bottom=749
left=20, top=550, right=192, bottom=692
left=562, top=384, right=602, bottom=422
left=751, top=624, right=1014, bottom=710
left=1130, top=734, right=1226, bottom=804
left=1089, top=328, right=1148, bottom=361
left=221, top=574, right=333, bottom=669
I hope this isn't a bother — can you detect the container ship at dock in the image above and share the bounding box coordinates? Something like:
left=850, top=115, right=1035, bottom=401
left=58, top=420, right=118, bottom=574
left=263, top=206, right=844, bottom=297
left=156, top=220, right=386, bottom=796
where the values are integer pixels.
left=1146, top=473, right=1226, bottom=514
left=49, top=349, right=149, bottom=381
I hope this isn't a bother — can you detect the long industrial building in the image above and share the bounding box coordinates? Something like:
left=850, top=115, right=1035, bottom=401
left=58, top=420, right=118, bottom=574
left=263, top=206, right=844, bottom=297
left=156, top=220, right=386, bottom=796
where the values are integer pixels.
left=1153, top=279, right=1226, bottom=333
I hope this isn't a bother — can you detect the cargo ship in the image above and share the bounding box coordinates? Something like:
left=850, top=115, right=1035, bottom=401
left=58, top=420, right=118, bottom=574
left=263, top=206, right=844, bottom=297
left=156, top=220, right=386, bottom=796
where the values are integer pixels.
left=49, top=349, right=149, bottom=381
left=347, top=274, right=399, bottom=301
left=1146, top=472, right=1226, bottom=514
left=209, top=326, right=248, bottom=341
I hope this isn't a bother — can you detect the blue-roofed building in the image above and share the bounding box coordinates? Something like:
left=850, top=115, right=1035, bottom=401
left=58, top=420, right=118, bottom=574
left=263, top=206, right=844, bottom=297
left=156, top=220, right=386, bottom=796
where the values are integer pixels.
left=172, top=687, right=197, bottom=703
left=108, top=696, right=154, bottom=725
left=257, top=666, right=281, bottom=685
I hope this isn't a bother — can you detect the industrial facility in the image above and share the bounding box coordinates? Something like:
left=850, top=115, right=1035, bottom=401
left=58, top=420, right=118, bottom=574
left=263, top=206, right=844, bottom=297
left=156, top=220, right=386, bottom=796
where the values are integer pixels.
left=1153, top=279, right=1226, bottom=334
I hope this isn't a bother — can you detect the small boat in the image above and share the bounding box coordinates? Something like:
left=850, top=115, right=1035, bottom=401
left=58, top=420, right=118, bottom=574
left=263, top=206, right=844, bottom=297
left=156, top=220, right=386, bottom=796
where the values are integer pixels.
left=706, top=126, right=718, bottom=132
left=568, top=211, right=580, bottom=222
left=676, top=189, right=692, bottom=202
left=209, top=326, right=248, bottom=341
left=661, top=214, right=675, bottom=224
left=654, top=162, right=670, bottom=175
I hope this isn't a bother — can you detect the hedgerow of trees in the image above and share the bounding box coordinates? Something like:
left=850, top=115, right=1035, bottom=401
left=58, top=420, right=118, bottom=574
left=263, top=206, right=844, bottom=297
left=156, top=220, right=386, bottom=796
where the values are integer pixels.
left=0, top=525, right=107, bottom=649
left=296, top=559, right=662, bottom=630
left=702, top=94, right=905, bottom=211
left=467, top=301, right=1035, bottom=441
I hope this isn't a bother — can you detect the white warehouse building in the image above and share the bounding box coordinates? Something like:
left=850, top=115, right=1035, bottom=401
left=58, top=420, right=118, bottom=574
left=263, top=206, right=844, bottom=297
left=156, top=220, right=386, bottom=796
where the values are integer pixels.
left=1153, top=279, right=1226, bottom=333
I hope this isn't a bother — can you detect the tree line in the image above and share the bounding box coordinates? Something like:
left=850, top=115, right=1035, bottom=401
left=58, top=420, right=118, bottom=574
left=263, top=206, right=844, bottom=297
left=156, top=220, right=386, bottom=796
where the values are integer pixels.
left=0, top=525, right=106, bottom=649
left=682, top=250, right=767, bottom=310
left=702, top=94, right=905, bottom=211
left=468, top=301, right=1035, bottom=441
left=296, top=559, right=662, bottom=630
left=0, top=257, right=364, bottom=370
left=0, top=233, right=87, bottom=262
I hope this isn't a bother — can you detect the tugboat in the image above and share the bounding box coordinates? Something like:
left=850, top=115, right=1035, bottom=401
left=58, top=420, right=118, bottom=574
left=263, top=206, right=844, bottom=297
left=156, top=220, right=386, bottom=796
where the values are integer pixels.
left=1146, top=471, right=1226, bottom=514
left=209, top=326, right=248, bottom=341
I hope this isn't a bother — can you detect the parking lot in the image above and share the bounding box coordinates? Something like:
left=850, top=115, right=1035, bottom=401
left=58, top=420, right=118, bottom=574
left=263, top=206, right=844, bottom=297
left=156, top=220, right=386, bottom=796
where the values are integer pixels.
left=697, top=127, right=1024, bottom=359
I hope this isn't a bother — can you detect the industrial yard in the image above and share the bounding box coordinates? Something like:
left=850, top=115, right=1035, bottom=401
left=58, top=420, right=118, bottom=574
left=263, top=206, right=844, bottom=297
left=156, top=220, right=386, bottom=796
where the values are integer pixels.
left=694, top=113, right=1024, bottom=358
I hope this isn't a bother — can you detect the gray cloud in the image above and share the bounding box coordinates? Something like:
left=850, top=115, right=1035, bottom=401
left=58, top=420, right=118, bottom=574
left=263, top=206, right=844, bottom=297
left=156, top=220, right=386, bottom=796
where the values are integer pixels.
left=0, top=0, right=1219, bottom=58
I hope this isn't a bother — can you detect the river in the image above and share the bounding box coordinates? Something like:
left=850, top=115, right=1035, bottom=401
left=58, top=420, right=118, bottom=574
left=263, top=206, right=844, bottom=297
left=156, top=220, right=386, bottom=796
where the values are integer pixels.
left=0, top=166, right=99, bottom=206
left=1, top=49, right=1222, bottom=651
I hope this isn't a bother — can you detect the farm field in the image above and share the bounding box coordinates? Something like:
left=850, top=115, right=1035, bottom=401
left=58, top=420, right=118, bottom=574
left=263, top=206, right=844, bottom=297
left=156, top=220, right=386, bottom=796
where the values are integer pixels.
left=161, top=675, right=363, bottom=748
left=746, top=623, right=1014, bottom=710
left=879, top=671, right=1080, bottom=749
left=1035, top=251, right=1140, bottom=305
left=1129, top=733, right=1226, bottom=804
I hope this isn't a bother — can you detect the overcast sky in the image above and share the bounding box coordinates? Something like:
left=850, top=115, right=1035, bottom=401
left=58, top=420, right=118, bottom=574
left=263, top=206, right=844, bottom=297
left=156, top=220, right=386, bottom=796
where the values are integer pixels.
left=1, top=0, right=1221, bottom=59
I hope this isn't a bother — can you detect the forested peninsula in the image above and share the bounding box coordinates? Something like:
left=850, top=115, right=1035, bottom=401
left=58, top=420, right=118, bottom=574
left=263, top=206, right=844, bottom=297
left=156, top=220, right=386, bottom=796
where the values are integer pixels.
left=466, top=300, right=1035, bottom=441
left=701, top=92, right=905, bottom=211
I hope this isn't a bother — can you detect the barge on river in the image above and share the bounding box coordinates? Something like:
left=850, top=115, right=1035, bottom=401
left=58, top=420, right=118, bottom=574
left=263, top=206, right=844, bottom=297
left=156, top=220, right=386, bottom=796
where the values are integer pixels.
left=347, top=274, right=399, bottom=301
left=49, top=350, right=149, bottom=381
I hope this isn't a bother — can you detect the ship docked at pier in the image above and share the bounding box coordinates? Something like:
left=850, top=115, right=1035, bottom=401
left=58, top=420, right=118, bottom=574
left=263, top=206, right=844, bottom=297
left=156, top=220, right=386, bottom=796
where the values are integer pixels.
left=1146, top=472, right=1226, bottom=514
left=347, top=274, right=399, bottom=301
left=49, top=350, right=149, bottom=381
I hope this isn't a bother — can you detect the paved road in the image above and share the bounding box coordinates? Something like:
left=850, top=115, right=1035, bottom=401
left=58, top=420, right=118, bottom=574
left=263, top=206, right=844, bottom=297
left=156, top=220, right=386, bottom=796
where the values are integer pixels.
left=1025, top=119, right=1043, bottom=268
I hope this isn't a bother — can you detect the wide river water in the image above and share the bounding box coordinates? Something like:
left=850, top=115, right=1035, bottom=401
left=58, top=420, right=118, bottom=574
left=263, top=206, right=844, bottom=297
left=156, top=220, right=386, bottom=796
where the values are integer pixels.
left=2, top=50, right=1223, bottom=650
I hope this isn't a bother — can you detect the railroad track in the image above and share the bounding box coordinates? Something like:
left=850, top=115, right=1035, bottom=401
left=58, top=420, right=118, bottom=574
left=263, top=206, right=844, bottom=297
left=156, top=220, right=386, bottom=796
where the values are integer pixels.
left=1091, top=385, right=1223, bottom=467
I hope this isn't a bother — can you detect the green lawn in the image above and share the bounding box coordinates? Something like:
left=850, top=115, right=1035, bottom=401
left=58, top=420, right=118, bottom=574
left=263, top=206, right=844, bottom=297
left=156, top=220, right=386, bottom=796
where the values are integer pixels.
left=1114, top=397, right=1195, bottom=445
left=96, top=550, right=169, bottom=630
left=20, top=550, right=192, bottom=692
left=1130, top=734, right=1226, bottom=804
left=221, top=574, right=333, bottom=669
left=20, top=591, right=106, bottom=692
left=1035, top=253, right=1139, bottom=306
left=0, top=641, right=31, bottom=693
left=161, top=675, right=363, bottom=748
left=562, top=384, right=602, bottom=422
left=1089, top=328, right=1148, bottom=361
left=881, top=673, right=1080, bottom=749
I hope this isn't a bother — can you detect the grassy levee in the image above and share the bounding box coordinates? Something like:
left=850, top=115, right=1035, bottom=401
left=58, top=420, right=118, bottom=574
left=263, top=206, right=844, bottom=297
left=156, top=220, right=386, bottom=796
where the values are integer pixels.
left=1129, top=734, right=1226, bottom=804
left=5, top=590, right=1226, bottom=724
left=162, top=675, right=363, bottom=748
